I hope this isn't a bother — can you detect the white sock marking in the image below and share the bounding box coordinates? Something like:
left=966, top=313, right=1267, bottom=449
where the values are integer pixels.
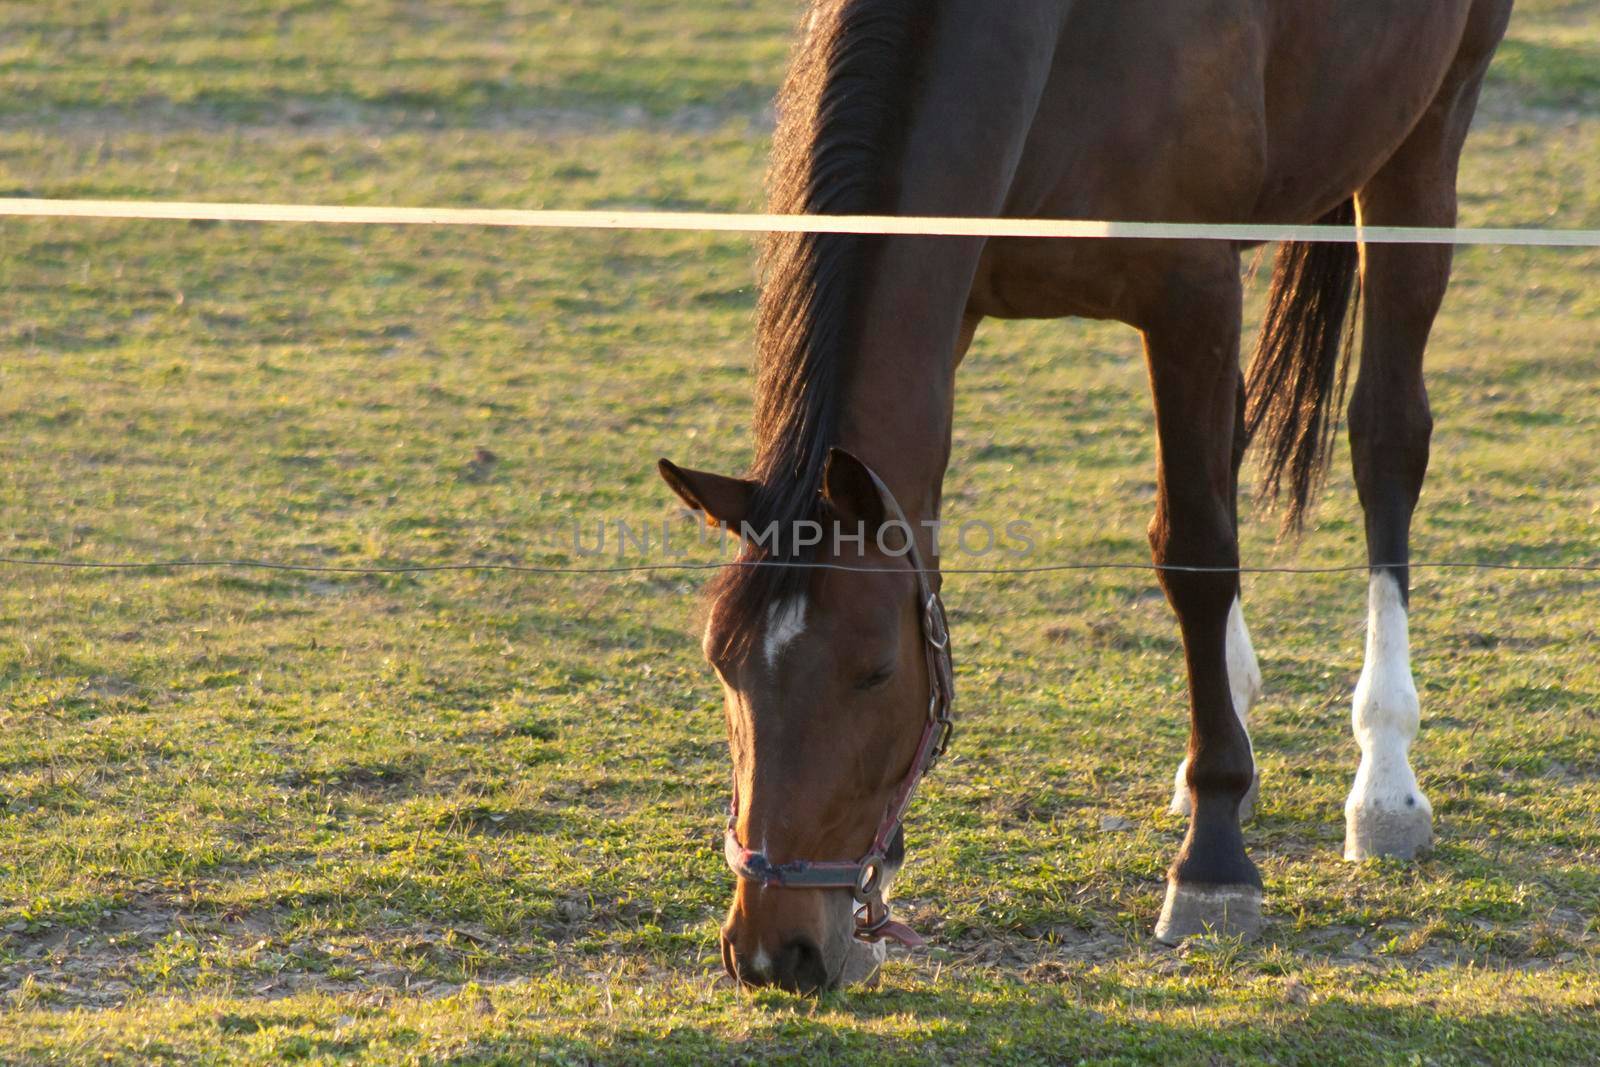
left=1347, top=571, right=1430, bottom=816
left=763, top=596, right=808, bottom=669
left=1225, top=596, right=1264, bottom=722
left=1170, top=596, right=1262, bottom=815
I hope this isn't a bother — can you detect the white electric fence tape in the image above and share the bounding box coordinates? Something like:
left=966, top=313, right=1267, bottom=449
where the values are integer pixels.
left=3, top=197, right=1600, bottom=247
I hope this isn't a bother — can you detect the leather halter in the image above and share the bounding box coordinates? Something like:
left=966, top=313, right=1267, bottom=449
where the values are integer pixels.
left=723, top=466, right=956, bottom=948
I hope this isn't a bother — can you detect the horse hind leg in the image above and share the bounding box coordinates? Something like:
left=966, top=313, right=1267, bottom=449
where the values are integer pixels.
left=1344, top=214, right=1439, bottom=861
left=1342, top=20, right=1500, bottom=859
left=1344, top=207, right=1445, bottom=862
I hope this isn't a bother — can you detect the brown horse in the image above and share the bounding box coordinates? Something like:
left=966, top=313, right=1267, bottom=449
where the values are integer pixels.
left=660, top=0, right=1512, bottom=992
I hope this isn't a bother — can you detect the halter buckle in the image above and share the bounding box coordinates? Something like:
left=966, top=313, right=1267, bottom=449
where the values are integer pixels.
left=930, top=717, right=955, bottom=765
left=923, top=593, right=949, bottom=650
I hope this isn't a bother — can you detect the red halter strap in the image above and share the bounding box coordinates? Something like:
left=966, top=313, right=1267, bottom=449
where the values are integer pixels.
left=722, top=465, right=955, bottom=947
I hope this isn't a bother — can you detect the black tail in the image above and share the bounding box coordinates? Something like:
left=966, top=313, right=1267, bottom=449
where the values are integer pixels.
left=1244, top=198, right=1362, bottom=532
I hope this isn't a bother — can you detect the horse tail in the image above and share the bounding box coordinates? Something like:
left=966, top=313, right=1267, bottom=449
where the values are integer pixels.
left=1244, top=197, right=1362, bottom=532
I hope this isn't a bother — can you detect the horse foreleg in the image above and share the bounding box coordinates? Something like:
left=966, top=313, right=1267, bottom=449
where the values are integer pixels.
left=1141, top=254, right=1262, bottom=943
left=1170, top=370, right=1264, bottom=820
left=1169, top=594, right=1263, bottom=819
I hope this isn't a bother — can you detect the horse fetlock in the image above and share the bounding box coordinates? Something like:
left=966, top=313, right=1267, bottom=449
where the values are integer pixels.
left=1154, top=882, right=1263, bottom=945
left=1167, top=596, right=1265, bottom=819
left=1168, top=762, right=1259, bottom=822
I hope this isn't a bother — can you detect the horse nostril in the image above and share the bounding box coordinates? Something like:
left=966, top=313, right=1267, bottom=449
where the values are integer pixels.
left=731, top=950, right=773, bottom=988
left=772, top=937, right=828, bottom=994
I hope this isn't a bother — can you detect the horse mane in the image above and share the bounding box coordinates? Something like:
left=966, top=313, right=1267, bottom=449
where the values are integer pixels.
left=705, top=0, right=931, bottom=659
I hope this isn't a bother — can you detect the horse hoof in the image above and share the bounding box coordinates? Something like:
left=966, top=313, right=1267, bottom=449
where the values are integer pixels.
left=837, top=936, right=886, bottom=988
left=1168, top=770, right=1260, bottom=823
left=1153, top=882, right=1263, bottom=945
left=1344, top=801, right=1433, bottom=861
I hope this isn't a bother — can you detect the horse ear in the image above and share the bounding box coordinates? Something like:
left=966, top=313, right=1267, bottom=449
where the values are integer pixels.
left=658, top=459, right=756, bottom=529
left=822, top=447, right=888, bottom=529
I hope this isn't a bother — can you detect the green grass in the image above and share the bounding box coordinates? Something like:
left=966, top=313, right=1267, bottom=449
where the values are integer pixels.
left=1, top=1, right=1598, bottom=1063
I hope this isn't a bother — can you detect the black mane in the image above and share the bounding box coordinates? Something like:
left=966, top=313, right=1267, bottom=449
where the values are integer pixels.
left=706, top=0, right=930, bottom=658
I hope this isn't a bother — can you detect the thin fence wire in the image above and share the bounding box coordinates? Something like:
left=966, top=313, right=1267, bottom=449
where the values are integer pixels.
left=1, top=556, right=1597, bottom=577
left=5, top=195, right=1597, bottom=585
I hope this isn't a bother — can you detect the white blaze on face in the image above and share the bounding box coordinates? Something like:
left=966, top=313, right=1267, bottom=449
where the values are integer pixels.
left=763, top=595, right=809, bottom=669
left=1347, top=571, right=1429, bottom=812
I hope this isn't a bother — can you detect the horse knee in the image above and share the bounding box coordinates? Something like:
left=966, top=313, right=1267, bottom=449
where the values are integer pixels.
left=1152, top=502, right=1235, bottom=614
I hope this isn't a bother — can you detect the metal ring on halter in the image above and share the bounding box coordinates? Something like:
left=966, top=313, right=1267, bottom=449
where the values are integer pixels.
left=854, top=903, right=891, bottom=940
left=853, top=855, right=885, bottom=901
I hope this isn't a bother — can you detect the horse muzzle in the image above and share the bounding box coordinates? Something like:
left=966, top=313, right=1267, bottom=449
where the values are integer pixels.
left=720, top=884, right=884, bottom=993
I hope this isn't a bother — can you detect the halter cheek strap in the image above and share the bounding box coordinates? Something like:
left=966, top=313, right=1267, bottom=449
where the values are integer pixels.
left=722, top=465, right=955, bottom=948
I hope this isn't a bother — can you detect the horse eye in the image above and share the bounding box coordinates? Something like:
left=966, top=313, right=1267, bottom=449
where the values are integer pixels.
left=855, top=665, right=895, bottom=691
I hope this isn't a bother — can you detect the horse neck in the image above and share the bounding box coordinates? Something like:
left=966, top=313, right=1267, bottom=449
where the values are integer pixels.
left=836, top=243, right=971, bottom=533
left=832, top=6, right=1069, bottom=534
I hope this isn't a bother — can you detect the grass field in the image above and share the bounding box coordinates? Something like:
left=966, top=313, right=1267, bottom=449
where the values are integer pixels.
left=2, top=1, right=1598, bottom=1062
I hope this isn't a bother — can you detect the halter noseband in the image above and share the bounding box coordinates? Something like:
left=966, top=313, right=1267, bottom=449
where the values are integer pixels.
left=722, top=466, right=956, bottom=948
